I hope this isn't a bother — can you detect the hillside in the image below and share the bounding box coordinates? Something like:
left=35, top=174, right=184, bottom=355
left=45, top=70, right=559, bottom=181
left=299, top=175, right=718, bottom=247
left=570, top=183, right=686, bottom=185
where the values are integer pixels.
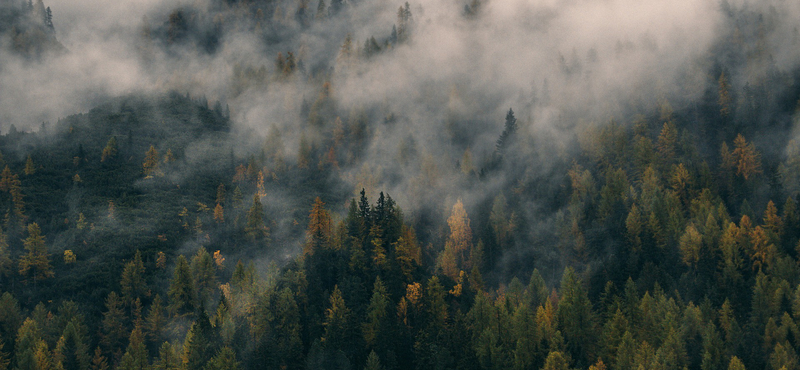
left=0, top=0, right=799, bottom=369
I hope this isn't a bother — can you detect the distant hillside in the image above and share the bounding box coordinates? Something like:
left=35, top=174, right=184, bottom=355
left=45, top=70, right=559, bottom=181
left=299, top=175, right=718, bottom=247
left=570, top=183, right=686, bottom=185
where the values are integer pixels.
left=0, top=0, right=65, bottom=59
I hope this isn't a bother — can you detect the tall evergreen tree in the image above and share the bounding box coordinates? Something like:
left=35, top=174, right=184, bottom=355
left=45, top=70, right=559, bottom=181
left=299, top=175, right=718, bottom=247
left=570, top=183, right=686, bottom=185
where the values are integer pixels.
left=168, top=255, right=196, bottom=316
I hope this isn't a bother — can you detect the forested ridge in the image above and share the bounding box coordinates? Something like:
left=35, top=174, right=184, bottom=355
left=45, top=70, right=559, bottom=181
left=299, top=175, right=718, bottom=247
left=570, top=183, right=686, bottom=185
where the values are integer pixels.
left=1, top=0, right=800, bottom=369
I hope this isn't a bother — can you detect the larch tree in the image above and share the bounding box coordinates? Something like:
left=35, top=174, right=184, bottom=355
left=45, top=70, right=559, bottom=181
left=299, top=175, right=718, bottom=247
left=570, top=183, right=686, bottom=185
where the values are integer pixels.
left=142, top=145, right=161, bottom=178
left=732, top=134, right=761, bottom=180
left=18, top=223, right=52, bottom=281
left=214, top=203, right=224, bottom=224
left=90, top=347, right=109, bottom=370
left=437, top=199, right=474, bottom=280
left=305, top=197, right=333, bottom=256
left=101, top=137, right=118, bottom=162
left=23, top=155, right=35, bottom=176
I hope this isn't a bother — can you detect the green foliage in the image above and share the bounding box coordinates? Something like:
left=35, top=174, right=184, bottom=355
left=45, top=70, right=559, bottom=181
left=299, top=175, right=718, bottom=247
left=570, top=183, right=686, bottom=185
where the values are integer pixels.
left=169, top=255, right=196, bottom=316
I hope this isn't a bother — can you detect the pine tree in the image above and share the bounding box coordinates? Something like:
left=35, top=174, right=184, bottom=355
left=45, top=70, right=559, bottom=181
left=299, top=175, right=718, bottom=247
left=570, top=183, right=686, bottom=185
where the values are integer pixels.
left=557, top=267, right=596, bottom=367
left=496, top=108, right=518, bottom=154
left=100, top=292, right=127, bottom=358
left=120, top=250, right=147, bottom=304
left=191, top=247, right=217, bottom=306
left=182, top=311, right=216, bottom=370
left=245, top=195, right=268, bottom=240
left=117, top=328, right=148, bottom=370
left=15, top=318, right=42, bottom=370
left=323, top=286, right=352, bottom=351
left=362, top=277, right=390, bottom=348
left=168, top=255, right=196, bottom=316
left=54, top=319, right=90, bottom=370
left=145, top=295, right=165, bottom=346
left=364, top=351, right=382, bottom=370
left=205, top=347, right=241, bottom=370
left=153, top=342, right=179, bottom=370
left=542, top=351, right=570, bottom=370
left=18, top=223, right=53, bottom=281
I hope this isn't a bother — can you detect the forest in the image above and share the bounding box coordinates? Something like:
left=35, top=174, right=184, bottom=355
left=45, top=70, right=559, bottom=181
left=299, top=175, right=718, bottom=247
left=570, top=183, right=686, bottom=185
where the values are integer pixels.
left=1, top=0, right=800, bottom=369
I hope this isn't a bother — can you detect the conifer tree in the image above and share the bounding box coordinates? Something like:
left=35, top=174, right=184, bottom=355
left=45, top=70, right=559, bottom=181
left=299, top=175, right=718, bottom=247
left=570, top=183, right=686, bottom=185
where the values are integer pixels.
left=168, top=255, right=196, bottom=316
left=117, top=328, right=147, bottom=370
left=191, top=247, right=217, bottom=305
left=101, top=137, right=118, bottom=162
left=100, top=292, right=126, bottom=358
left=18, top=222, right=52, bottom=281
left=213, top=203, right=224, bottom=224
left=496, top=108, right=518, bottom=155
left=732, top=134, right=761, bottom=180
left=315, top=0, right=326, bottom=20
left=719, top=72, right=731, bottom=118
left=0, top=339, right=7, bottom=370
left=120, top=250, right=147, bottom=304
left=54, top=319, right=90, bottom=370
left=557, top=267, right=596, bottom=367
left=437, top=199, right=474, bottom=279
left=90, top=347, right=109, bottom=370
left=362, top=277, right=390, bottom=349
left=15, top=318, right=42, bottom=370
left=245, top=195, right=268, bottom=240
left=153, top=342, right=179, bottom=370
left=0, top=227, right=10, bottom=277
left=305, top=197, right=332, bottom=256
left=182, top=310, right=216, bottom=370
left=143, top=145, right=161, bottom=177
left=205, top=347, right=240, bottom=370
left=364, top=351, right=382, bottom=370
left=323, top=286, right=352, bottom=350
left=145, top=295, right=165, bottom=346
left=24, top=155, right=35, bottom=175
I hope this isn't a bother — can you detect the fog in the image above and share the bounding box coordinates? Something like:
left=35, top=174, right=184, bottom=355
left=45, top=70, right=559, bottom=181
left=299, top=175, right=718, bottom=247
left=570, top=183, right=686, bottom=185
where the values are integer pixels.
left=2, top=0, right=800, bottom=279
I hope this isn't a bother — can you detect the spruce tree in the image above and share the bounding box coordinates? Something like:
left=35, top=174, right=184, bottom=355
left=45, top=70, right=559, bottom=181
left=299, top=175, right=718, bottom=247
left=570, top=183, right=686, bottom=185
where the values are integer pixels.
left=168, top=255, right=196, bottom=316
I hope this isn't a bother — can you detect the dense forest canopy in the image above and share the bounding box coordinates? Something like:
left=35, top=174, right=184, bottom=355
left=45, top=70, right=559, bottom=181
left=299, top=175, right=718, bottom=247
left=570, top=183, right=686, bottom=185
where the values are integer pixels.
left=0, top=0, right=800, bottom=369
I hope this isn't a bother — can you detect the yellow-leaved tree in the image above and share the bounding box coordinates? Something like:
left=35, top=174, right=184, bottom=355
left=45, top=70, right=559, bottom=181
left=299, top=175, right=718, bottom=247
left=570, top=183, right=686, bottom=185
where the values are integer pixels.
left=437, top=199, right=478, bottom=279
left=18, top=223, right=53, bottom=282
